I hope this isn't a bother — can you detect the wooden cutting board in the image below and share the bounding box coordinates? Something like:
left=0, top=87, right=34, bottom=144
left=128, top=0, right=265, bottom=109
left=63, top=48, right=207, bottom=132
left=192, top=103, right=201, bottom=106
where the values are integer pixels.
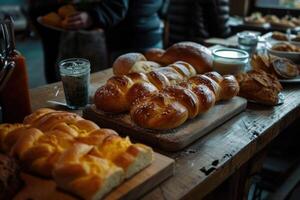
left=83, top=97, right=247, bottom=151
left=14, top=152, right=174, bottom=200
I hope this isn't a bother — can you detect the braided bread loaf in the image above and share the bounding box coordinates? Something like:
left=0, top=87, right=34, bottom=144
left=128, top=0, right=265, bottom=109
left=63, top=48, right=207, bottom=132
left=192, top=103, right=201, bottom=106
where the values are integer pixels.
left=95, top=61, right=196, bottom=113
left=94, top=69, right=239, bottom=130
left=0, top=108, right=153, bottom=200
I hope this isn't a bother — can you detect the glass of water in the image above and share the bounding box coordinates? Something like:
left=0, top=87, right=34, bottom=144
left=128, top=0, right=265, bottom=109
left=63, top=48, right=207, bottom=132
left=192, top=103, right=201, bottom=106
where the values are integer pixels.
left=237, top=32, right=259, bottom=55
left=59, top=58, right=90, bottom=109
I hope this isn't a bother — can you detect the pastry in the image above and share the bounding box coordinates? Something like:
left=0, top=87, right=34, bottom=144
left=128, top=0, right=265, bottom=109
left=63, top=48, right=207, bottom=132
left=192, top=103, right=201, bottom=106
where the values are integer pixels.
left=236, top=70, right=282, bottom=105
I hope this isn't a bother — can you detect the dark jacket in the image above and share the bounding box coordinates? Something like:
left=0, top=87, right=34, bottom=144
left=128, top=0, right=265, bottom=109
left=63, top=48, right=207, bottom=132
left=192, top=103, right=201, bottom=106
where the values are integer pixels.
left=89, top=0, right=164, bottom=51
left=168, top=0, right=231, bottom=45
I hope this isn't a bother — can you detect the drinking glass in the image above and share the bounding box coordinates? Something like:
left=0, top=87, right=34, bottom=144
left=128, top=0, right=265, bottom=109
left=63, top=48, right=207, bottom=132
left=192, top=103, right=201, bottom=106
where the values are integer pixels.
left=237, top=32, right=259, bottom=55
left=59, top=58, right=90, bottom=109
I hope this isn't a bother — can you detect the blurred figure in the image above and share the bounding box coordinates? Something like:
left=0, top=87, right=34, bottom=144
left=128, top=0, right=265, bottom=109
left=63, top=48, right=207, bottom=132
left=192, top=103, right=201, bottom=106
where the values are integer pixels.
left=28, top=0, right=166, bottom=83
left=168, top=0, right=231, bottom=45
left=64, top=0, right=166, bottom=61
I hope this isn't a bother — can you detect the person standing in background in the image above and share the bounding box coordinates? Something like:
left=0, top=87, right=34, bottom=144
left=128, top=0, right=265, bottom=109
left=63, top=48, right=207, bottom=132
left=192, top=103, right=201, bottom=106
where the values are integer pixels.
left=28, top=0, right=166, bottom=83
left=64, top=0, right=166, bottom=60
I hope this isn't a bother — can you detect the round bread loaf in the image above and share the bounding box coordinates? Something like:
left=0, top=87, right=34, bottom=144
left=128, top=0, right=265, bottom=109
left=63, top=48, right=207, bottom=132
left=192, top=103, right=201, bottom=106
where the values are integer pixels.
left=160, top=42, right=213, bottom=73
left=0, top=154, right=22, bottom=200
left=113, top=53, right=146, bottom=75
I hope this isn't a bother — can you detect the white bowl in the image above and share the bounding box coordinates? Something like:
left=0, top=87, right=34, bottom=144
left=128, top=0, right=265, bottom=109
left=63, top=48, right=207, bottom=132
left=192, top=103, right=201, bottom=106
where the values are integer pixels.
left=266, top=42, right=300, bottom=64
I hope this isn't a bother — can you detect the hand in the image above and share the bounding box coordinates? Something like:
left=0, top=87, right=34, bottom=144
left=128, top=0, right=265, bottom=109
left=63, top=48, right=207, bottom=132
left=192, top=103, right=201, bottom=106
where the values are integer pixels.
left=63, top=12, right=93, bottom=30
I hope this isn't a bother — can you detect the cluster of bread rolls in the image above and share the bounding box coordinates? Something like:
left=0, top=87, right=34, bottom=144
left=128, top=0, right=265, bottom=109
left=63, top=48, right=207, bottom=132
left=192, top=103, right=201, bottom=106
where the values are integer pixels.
left=0, top=108, right=153, bottom=200
left=95, top=61, right=240, bottom=129
left=113, top=42, right=213, bottom=75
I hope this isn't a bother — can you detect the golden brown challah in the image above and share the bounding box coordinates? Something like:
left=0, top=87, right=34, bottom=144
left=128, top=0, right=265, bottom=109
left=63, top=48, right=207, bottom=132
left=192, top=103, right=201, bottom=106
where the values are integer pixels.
left=95, top=61, right=197, bottom=113
left=0, top=108, right=154, bottom=199
left=94, top=68, right=240, bottom=130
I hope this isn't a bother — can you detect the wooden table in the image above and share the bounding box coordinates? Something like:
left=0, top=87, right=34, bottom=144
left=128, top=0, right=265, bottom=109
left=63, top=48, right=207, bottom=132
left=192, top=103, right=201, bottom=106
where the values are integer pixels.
left=30, top=68, right=300, bottom=200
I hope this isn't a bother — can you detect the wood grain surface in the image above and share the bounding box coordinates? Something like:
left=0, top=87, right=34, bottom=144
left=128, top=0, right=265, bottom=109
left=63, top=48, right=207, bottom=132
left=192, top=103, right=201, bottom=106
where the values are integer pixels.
left=29, top=68, right=300, bottom=199
left=14, top=153, right=174, bottom=200
left=83, top=97, right=247, bottom=151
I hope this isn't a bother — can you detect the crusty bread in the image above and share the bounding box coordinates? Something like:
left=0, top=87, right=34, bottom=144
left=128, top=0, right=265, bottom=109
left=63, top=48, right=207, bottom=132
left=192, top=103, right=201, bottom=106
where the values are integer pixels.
left=113, top=53, right=147, bottom=75
left=160, top=42, right=213, bottom=74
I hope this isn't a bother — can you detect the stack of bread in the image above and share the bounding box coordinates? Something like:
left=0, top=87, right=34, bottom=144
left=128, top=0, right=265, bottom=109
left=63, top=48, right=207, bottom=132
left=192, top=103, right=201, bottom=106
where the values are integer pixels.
left=0, top=108, right=153, bottom=200
left=95, top=58, right=240, bottom=129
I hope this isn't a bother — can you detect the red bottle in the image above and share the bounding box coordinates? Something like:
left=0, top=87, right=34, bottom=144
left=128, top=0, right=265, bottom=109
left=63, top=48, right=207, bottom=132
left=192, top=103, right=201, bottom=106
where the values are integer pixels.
left=0, top=52, right=32, bottom=123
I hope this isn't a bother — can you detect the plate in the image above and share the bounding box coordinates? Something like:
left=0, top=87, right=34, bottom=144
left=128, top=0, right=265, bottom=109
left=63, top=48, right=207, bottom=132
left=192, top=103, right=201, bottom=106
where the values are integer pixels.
left=279, top=75, right=300, bottom=83
left=37, top=16, right=66, bottom=32
left=266, top=42, right=300, bottom=63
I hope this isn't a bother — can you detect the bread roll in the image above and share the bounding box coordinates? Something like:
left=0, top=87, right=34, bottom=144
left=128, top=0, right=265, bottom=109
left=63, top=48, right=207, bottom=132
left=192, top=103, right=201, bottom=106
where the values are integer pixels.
left=113, top=53, right=146, bottom=75
left=144, top=48, right=165, bottom=63
left=160, top=42, right=213, bottom=73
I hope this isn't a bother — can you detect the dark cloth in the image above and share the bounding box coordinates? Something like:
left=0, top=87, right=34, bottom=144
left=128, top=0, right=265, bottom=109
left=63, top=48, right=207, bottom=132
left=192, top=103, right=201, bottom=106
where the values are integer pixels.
left=88, top=0, right=164, bottom=51
left=168, top=0, right=231, bottom=45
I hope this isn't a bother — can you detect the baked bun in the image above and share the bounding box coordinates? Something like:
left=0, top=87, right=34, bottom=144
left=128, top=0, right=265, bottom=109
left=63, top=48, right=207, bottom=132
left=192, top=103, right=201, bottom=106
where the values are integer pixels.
left=144, top=48, right=166, bottom=63
left=160, top=42, right=213, bottom=73
left=113, top=53, right=146, bottom=75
